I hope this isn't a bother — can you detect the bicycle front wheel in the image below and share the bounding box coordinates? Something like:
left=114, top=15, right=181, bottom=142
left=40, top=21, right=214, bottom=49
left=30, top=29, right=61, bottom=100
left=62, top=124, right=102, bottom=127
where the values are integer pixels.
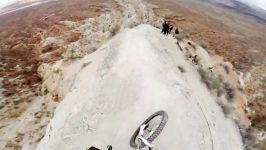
left=130, top=110, right=168, bottom=148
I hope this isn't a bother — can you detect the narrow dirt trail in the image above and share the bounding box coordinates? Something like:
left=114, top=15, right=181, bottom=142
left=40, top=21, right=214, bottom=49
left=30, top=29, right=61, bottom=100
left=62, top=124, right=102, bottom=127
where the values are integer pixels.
left=37, top=25, right=243, bottom=150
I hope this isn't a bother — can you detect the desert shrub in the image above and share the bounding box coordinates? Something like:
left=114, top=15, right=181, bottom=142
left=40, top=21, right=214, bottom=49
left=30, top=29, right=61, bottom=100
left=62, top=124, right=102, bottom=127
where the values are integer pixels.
left=191, top=44, right=196, bottom=50
left=5, top=140, right=21, bottom=149
left=110, top=24, right=120, bottom=36
left=178, top=66, right=186, bottom=73
left=177, top=41, right=183, bottom=51
left=222, top=64, right=230, bottom=74
left=217, top=100, right=235, bottom=117
left=217, top=86, right=225, bottom=97
left=234, top=120, right=247, bottom=142
left=175, top=32, right=187, bottom=41
left=197, top=40, right=208, bottom=49
left=8, top=106, right=26, bottom=118
left=153, top=22, right=162, bottom=29
left=128, top=21, right=140, bottom=28
left=187, top=41, right=196, bottom=49
left=245, top=137, right=266, bottom=150
left=198, top=67, right=223, bottom=90
left=193, top=56, right=200, bottom=65
left=91, top=46, right=97, bottom=52
left=223, top=82, right=235, bottom=102
left=174, top=28, right=190, bottom=41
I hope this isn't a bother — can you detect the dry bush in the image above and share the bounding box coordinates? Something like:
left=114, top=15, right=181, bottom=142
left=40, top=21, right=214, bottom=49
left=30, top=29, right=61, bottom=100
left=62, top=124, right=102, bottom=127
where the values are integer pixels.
left=217, top=100, right=235, bottom=117
left=175, top=32, right=187, bottom=41
left=128, top=21, right=140, bottom=28
left=5, top=140, right=21, bottom=149
left=188, top=41, right=196, bottom=49
left=198, top=66, right=236, bottom=103
left=91, top=46, right=97, bottom=52
left=223, top=82, right=235, bottom=102
left=7, top=106, right=26, bottom=118
left=197, top=40, right=208, bottom=49
left=198, top=67, right=223, bottom=90
left=250, top=141, right=265, bottom=150
left=222, top=63, right=230, bottom=74
left=178, top=66, right=186, bottom=73
left=110, top=24, right=120, bottom=37
left=233, top=120, right=247, bottom=142
left=174, top=28, right=190, bottom=41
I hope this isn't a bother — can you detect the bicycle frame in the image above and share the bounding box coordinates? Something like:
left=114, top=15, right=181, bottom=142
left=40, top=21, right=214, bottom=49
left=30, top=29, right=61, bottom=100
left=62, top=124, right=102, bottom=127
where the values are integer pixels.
left=136, top=124, right=154, bottom=150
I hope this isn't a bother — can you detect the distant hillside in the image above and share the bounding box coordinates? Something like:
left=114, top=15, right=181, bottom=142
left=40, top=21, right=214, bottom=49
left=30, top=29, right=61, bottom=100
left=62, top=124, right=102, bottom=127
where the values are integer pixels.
left=0, top=0, right=53, bottom=16
left=202, top=0, right=266, bottom=23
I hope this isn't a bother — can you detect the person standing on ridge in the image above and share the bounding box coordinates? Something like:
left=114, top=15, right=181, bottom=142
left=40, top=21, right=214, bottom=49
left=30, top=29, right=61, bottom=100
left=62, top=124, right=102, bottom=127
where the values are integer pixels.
left=161, top=20, right=169, bottom=35
left=169, top=25, right=173, bottom=34
left=161, top=21, right=166, bottom=34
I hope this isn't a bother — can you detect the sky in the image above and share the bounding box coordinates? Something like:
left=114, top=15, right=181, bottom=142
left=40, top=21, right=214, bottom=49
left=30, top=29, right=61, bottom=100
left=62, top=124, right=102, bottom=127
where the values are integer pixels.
left=0, top=0, right=17, bottom=8
left=237, top=0, right=266, bottom=10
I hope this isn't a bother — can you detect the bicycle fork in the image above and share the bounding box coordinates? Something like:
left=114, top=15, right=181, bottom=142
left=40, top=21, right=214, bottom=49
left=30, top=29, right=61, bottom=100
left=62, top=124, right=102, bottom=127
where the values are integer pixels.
left=137, top=125, right=154, bottom=150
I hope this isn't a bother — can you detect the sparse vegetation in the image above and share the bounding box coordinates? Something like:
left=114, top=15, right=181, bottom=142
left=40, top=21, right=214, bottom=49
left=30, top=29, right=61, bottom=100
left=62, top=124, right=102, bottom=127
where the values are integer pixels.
left=197, top=65, right=238, bottom=114
left=198, top=66, right=236, bottom=103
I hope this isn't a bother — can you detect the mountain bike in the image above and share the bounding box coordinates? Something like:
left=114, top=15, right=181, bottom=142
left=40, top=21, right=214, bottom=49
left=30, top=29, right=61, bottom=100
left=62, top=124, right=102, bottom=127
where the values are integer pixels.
left=130, top=111, right=168, bottom=150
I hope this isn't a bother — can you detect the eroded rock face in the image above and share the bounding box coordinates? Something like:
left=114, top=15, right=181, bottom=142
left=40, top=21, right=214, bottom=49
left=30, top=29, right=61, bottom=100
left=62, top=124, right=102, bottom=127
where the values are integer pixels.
left=0, top=0, right=112, bottom=149
left=243, top=66, right=266, bottom=149
left=41, top=37, right=65, bottom=53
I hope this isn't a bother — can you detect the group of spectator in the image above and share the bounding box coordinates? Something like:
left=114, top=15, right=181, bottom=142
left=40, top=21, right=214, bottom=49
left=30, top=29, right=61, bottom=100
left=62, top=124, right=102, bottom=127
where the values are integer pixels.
left=161, top=21, right=173, bottom=35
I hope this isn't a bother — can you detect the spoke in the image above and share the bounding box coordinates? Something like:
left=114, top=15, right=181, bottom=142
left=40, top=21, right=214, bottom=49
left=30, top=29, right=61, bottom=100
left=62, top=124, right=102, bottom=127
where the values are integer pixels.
left=143, top=116, right=162, bottom=138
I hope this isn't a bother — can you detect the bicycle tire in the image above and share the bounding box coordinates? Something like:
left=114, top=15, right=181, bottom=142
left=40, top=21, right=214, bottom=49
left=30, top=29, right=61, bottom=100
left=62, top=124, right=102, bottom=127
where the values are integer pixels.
left=129, top=110, right=168, bottom=148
